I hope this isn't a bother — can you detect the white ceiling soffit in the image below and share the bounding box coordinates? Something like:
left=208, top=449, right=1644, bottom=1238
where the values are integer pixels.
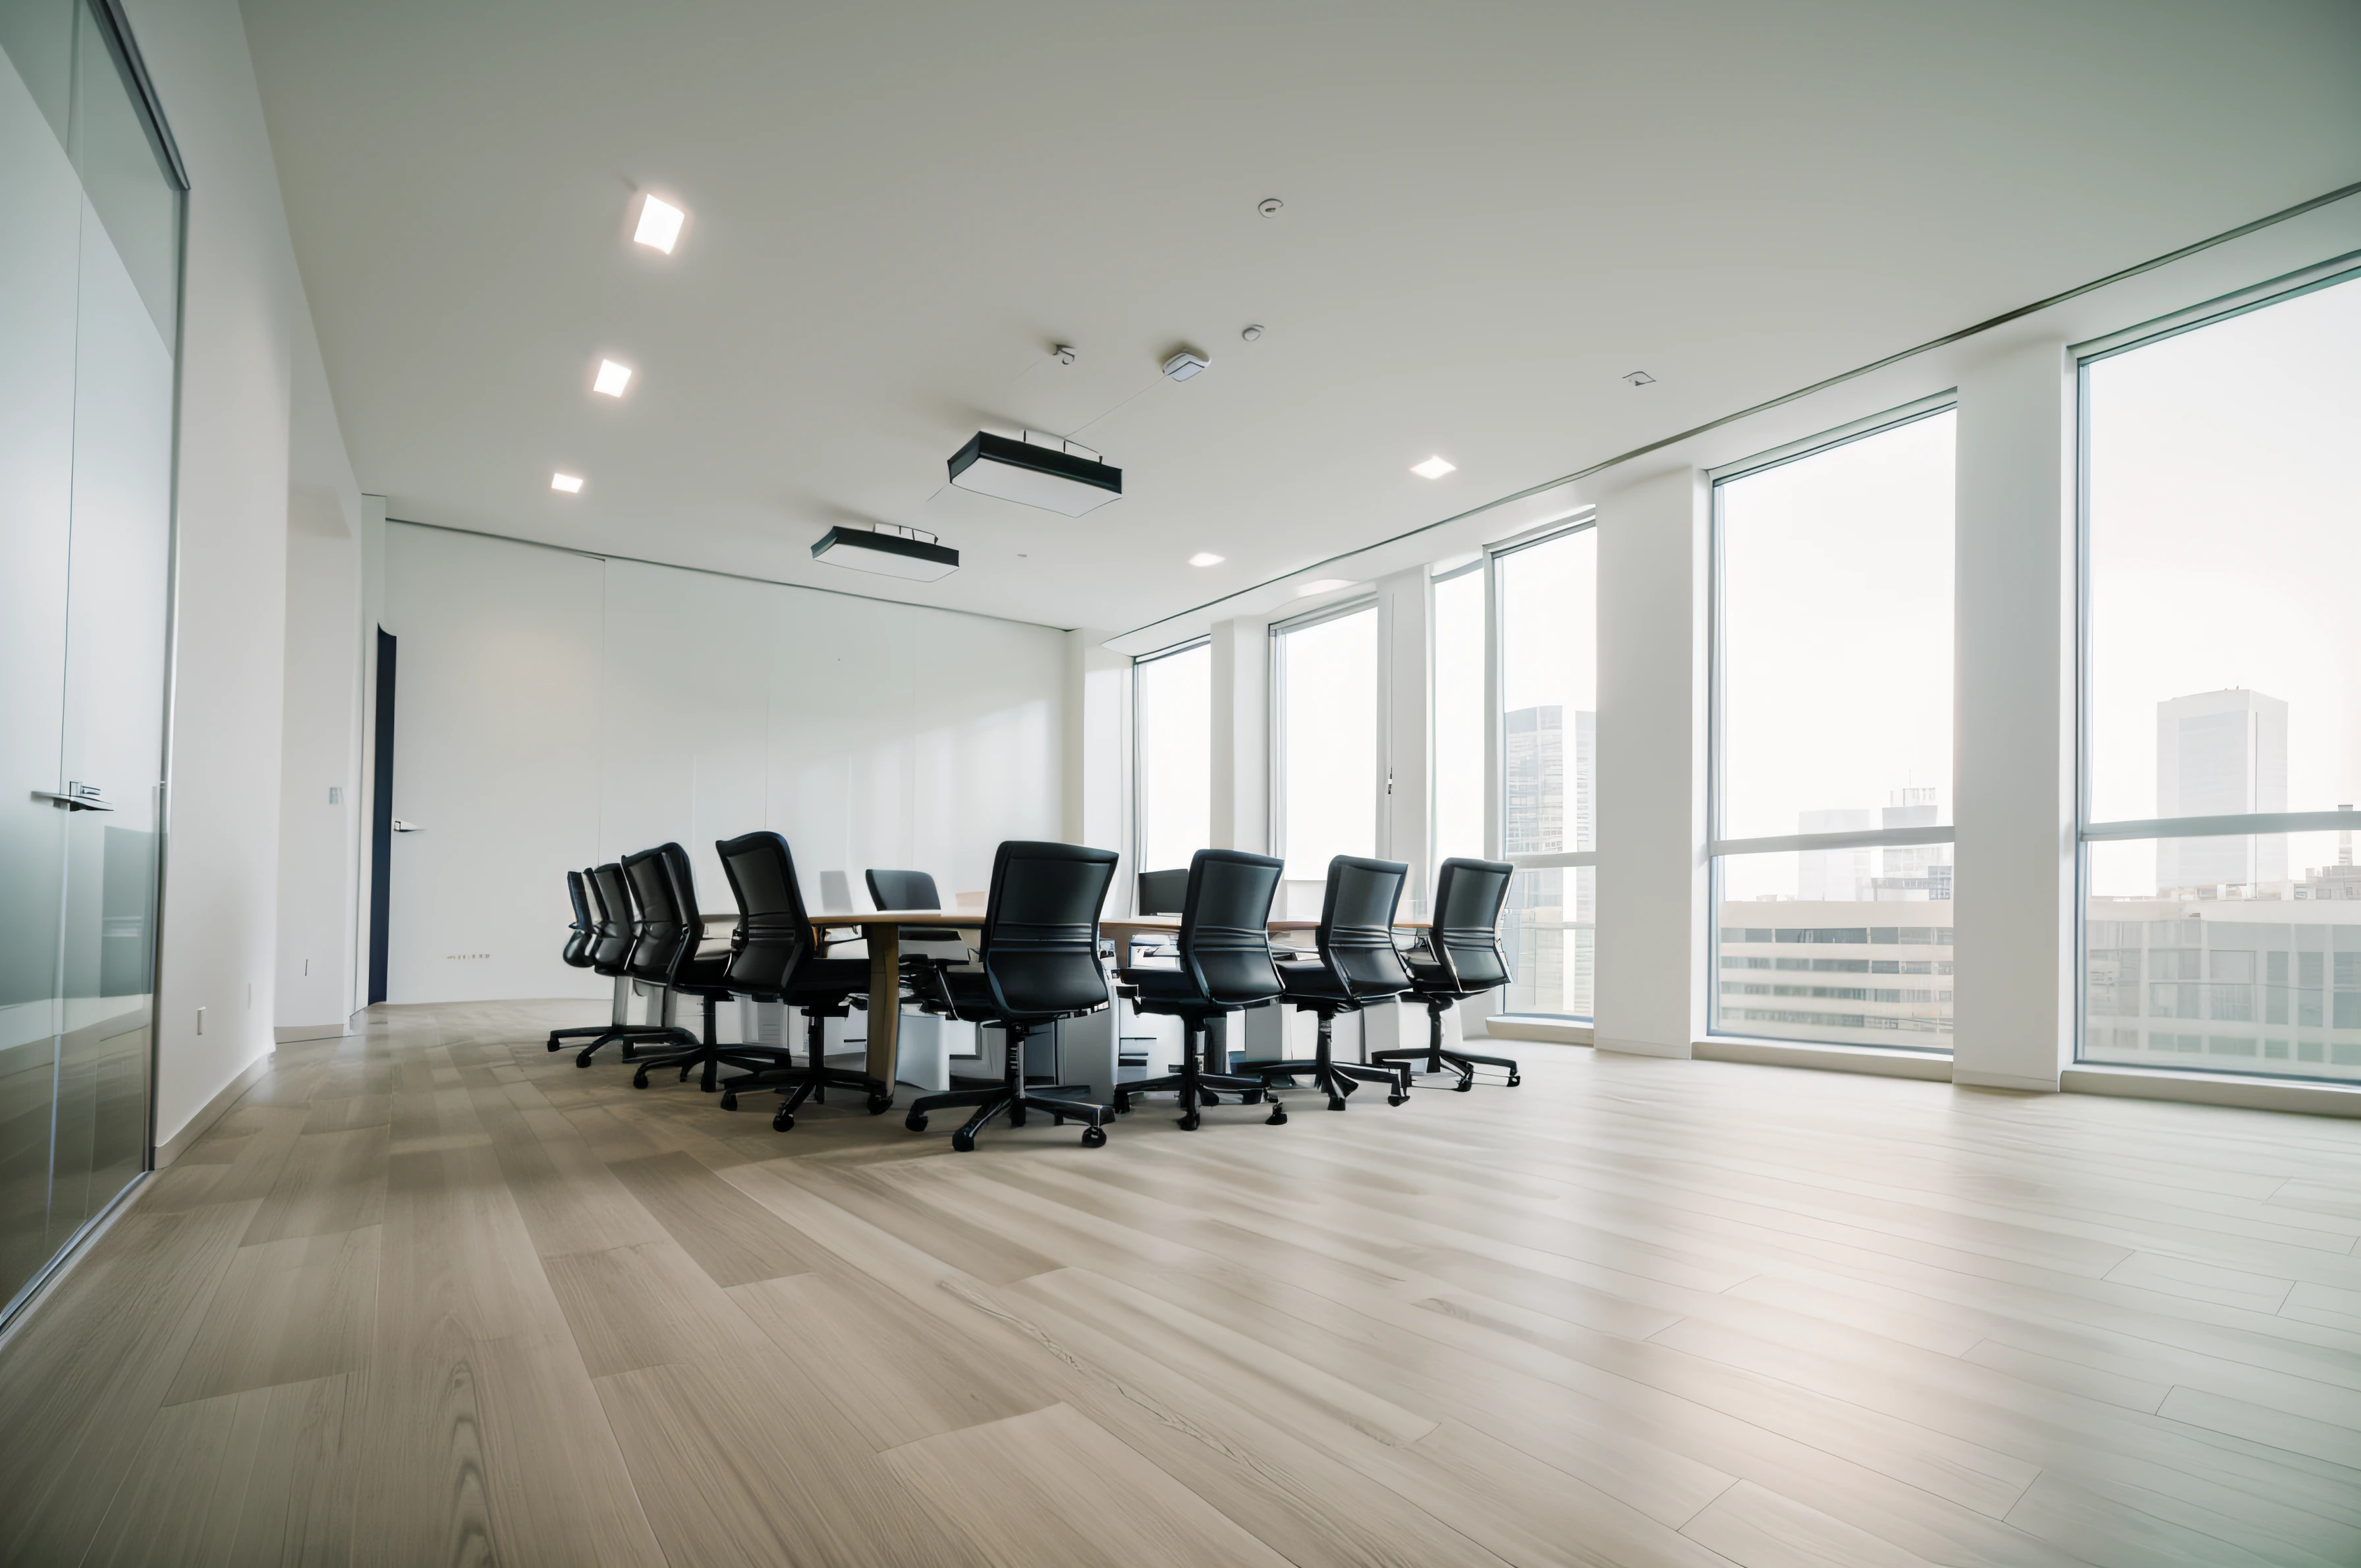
left=242, top=0, right=2361, bottom=635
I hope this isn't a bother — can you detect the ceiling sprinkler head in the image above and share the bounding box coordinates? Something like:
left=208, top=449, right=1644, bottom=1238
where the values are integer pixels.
left=1240, top=324, right=1265, bottom=342
left=1163, top=349, right=1209, bottom=381
left=1052, top=344, right=1076, bottom=365
left=1623, top=370, right=1656, bottom=387
left=1257, top=197, right=1283, bottom=217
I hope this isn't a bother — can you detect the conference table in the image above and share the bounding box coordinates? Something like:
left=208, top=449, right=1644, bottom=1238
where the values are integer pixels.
left=795, top=911, right=1433, bottom=1088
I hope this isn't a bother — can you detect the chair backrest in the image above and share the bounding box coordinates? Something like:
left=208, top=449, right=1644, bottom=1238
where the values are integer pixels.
left=590, top=862, right=636, bottom=973
left=865, top=868, right=940, bottom=911
left=717, top=831, right=814, bottom=995
left=1179, top=849, right=1285, bottom=1007
left=1136, top=868, right=1190, bottom=916
left=623, top=845, right=694, bottom=985
left=1314, top=855, right=1413, bottom=999
left=562, top=870, right=595, bottom=967
left=977, top=840, right=1118, bottom=1019
left=1431, top=857, right=1515, bottom=992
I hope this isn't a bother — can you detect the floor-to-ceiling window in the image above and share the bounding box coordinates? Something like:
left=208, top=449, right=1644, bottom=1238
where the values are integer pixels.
left=1132, top=639, right=1210, bottom=880
left=1493, top=526, right=1596, bottom=1020
left=2080, top=271, right=2361, bottom=1083
left=1271, top=601, right=1379, bottom=913
left=1711, top=405, right=1957, bottom=1051
left=1430, top=562, right=1486, bottom=872
left=2, top=0, right=182, bottom=1322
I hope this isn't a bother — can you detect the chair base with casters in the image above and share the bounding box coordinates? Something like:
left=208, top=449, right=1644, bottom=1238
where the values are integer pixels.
left=1112, top=975, right=1282, bottom=1130
left=547, top=980, right=692, bottom=1067
left=904, top=1021, right=1109, bottom=1152
left=717, top=989, right=896, bottom=1131
left=1256, top=1003, right=1410, bottom=1111
left=1371, top=995, right=1521, bottom=1090
left=627, top=988, right=794, bottom=1095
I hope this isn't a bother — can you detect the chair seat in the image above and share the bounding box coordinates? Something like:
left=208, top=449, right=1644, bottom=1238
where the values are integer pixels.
left=671, top=947, right=736, bottom=994
left=1117, top=965, right=1218, bottom=1016
left=1404, top=959, right=1451, bottom=988
left=781, top=957, right=873, bottom=1001
left=1278, top=961, right=1352, bottom=1002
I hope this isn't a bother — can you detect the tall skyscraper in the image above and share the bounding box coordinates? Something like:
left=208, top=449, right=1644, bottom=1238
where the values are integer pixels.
left=1503, top=705, right=1595, bottom=1015
left=2157, top=688, right=2287, bottom=889
left=1875, top=785, right=1952, bottom=900
left=1797, top=808, right=1873, bottom=901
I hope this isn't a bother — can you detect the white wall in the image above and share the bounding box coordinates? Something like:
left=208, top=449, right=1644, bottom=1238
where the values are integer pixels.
left=381, top=524, right=1066, bottom=1003
left=129, top=0, right=359, bottom=1148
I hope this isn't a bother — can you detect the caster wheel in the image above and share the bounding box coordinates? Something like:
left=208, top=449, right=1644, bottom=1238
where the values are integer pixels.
left=1113, top=1094, right=1131, bottom=1115
left=1179, top=1111, right=1201, bottom=1131
left=632, top=1071, right=650, bottom=1090
left=1243, top=1090, right=1265, bottom=1105
left=576, top=1050, right=596, bottom=1069
left=1455, top=1076, right=1474, bottom=1092
left=905, top=1113, right=929, bottom=1133
left=951, top=1129, right=976, bottom=1153
left=1267, top=1108, right=1288, bottom=1125
left=1507, top=1074, right=1522, bottom=1087
left=1201, top=1092, right=1221, bottom=1106
left=772, top=1109, right=794, bottom=1132
left=1388, top=1094, right=1408, bottom=1107
left=677, top=1065, right=694, bottom=1082
left=1080, top=1125, right=1107, bottom=1148
left=866, top=1092, right=893, bottom=1115
left=1326, top=1097, right=1347, bottom=1111
left=545, top=1040, right=561, bottom=1052
left=720, top=1092, right=738, bottom=1111
left=1051, top=1112, right=1066, bottom=1125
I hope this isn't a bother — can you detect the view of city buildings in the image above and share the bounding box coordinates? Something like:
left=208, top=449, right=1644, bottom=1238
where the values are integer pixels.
left=1502, top=704, right=1594, bottom=1019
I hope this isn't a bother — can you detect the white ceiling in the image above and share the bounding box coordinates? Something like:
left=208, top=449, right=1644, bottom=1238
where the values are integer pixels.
left=239, top=0, right=2361, bottom=634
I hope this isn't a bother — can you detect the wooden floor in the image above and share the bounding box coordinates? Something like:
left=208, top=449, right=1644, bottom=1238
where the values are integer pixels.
left=4, top=1003, right=2360, bottom=1567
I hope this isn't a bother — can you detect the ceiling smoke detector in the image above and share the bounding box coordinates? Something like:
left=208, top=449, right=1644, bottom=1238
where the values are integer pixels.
left=1258, top=197, right=1283, bottom=217
left=1052, top=343, right=1076, bottom=365
left=812, top=523, right=958, bottom=582
left=1162, top=349, right=1209, bottom=381
left=1240, top=324, right=1264, bottom=342
left=947, top=431, right=1123, bottom=516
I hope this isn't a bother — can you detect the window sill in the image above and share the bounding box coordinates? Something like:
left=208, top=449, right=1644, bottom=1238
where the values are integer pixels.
left=1692, top=1036, right=1953, bottom=1081
left=2061, top=1063, right=2361, bottom=1120
left=1485, top=1017, right=1594, bottom=1046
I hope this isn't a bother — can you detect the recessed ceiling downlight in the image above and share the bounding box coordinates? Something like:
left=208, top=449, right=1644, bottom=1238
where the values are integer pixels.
left=1188, top=551, right=1225, bottom=567
left=1410, top=455, right=1456, bottom=479
left=593, top=358, right=633, bottom=397
left=947, top=431, right=1122, bottom=517
left=812, top=524, right=958, bottom=582
left=551, top=472, right=584, bottom=493
left=633, top=194, right=684, bottom=253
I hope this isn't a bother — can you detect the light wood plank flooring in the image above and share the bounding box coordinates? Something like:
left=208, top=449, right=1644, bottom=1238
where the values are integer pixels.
left=5, top=999, right=2360, bottom=1566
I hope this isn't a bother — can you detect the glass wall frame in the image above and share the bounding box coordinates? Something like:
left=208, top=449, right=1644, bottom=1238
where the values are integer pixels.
left=1130, top=636, right=1211, bottom=894
left=1707, top=395, right=1959, bottom=1053
left=2074, top=262, right=2361, bottom=1085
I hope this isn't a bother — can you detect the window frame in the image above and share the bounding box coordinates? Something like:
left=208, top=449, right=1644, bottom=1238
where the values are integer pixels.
left=1485, top=517, right=1598, bottom=876
left=1267, top=595, right=1382, bottom=872
left=2071, top=262, right=2361, bottom=1077
left=1129, top=635, right=1211, bottom=889
left=1705, top=393, right=1960, bottom=1050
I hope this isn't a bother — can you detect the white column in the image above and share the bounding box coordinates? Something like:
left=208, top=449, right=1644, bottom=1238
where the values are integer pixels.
left=1208, top=615, right=1268, bottom=854
left=271, top=486, right=364, bottom=1036
left=1953, top=339, right=2077, bottom=1090
left=1063, top=628, right=1129, bottom=865
left=1378, top=566, right=1433, bottom=911
left=1593, top=465, right=1709, bottom=1058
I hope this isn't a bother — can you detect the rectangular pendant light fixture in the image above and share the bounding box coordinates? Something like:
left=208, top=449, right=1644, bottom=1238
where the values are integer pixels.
left=947, top=431, right=1122, bottom=517
left=811, top=525, right=959, bottom=582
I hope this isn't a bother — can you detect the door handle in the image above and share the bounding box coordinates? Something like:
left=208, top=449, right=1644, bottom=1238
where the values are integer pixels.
left=391, top=820, right=423, bottom=832
left=32, top=782, right=113, bottom=812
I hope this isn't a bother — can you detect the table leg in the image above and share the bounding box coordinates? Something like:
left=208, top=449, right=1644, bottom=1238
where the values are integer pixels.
left=866, top=926, right=900, bottom=1086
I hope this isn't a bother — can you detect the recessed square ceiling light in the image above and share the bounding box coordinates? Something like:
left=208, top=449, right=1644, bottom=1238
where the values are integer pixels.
left=634, top=194, right=684, bottom=253
left=551, top=472, right=584, bottom=493
left=1188, top=551, right=1225, bottom=567
left=1298, top=578, right=1352, bottom=595
left=1411, top=455, right=1456, bottom=479
left=593, top=359, right=633, bottom=397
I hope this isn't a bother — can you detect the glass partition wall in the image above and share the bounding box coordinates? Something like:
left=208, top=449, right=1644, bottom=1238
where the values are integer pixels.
left=1710, top=405, right=1957, bottom=1051
left=2079, top=271, right=2361, bottom=1082
left=1132, top=640, right=1210, bottom=889
left=1, top=1, right=182, bottom=1322
left=1493, top=526, right=1597, bottom=1020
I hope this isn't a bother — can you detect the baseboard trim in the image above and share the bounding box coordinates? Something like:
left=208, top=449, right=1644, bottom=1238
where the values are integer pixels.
left=1695, top=1037, right=1953, bottom=1081
left=1485, top=1017, right=1595, bottom=1046
left=1953, top=1069, right=2061, bottom=1093
left=2062, top=1064, right=2361, bottom=1119
left=1592, top=1034, right=1692, bottom=1059
left=155, top=1050, right=274, bottom=1168
left=273, top=1022, right=352, bottom=1044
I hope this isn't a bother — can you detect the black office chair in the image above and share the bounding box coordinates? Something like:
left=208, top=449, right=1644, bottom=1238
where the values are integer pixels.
left=623, top=843, right=794, bottom=1094
left=716, top=831, right=894, bottom=1129
left=1257, top=855, right=1416, bottom=1111
left=905, top=840, right=1118, bottom=1151
left=1113, top=849, right=1287, bottom=1129
left=560, top=869, right=596, bottom=968
left=1374, top=857, right=1522, bottom=1090
left=866, top=868, right=970, bottom=962
left=548, top=861, right=682, bottom=1064
left=1136, top=868, right=1190, bottom=916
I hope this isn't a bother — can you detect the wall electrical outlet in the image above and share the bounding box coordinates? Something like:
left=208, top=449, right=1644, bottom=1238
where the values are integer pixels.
left=196, top=1006, right=206, bottom=1035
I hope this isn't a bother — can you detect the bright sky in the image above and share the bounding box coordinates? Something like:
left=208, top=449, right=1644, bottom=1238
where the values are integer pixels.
left=1134, top=640, right=1210, bottom=874
left=1277, top=606, right=1378, bottom=880
left=1433, top=567, right=1486, bottom=865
